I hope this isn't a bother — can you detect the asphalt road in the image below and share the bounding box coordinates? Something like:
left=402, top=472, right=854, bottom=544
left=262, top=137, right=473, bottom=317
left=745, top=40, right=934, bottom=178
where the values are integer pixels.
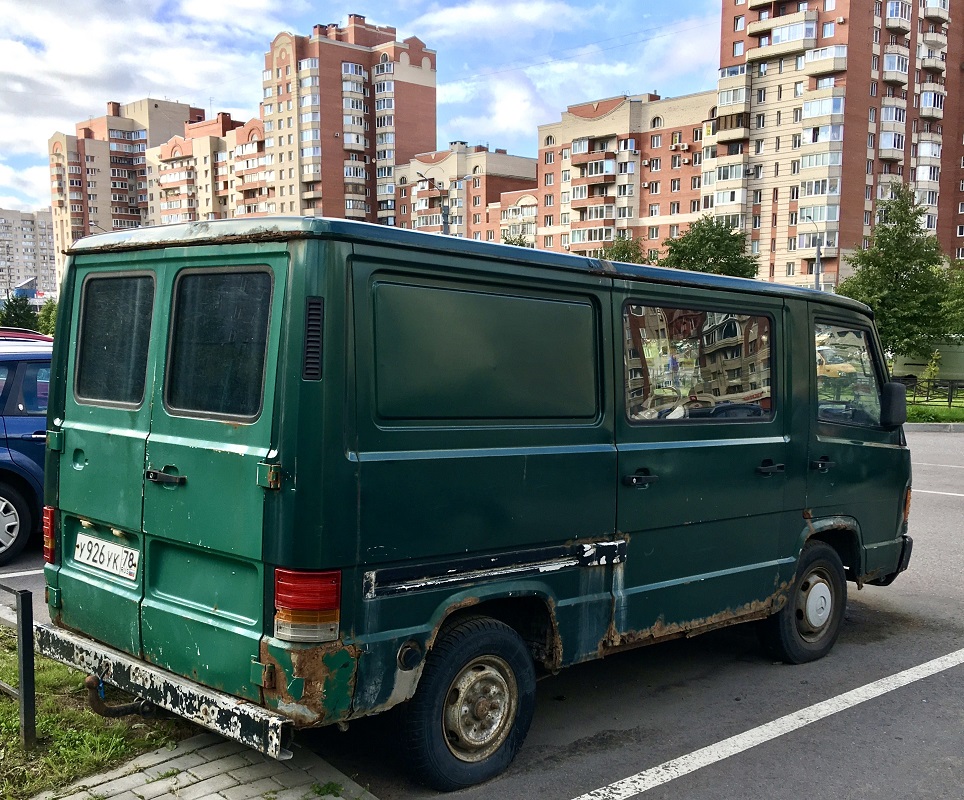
left=3, top=429, right=961, bottom=799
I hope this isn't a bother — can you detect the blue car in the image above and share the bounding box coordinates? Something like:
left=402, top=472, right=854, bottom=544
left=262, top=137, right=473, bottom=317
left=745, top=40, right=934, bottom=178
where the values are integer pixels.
left=0, top=333, right=52, bottom=565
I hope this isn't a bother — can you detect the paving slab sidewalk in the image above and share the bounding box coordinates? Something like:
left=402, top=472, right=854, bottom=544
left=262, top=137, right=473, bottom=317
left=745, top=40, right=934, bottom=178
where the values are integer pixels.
left=30, top=733, right=378, bottom=800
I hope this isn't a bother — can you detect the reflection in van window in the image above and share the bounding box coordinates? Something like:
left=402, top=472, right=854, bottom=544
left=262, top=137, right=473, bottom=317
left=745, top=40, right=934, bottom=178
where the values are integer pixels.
left=624, top=305, right=773, bottom=422
left=76, top=276, right=154, bottom=405
left=814, top=324, right=881, bottom=426
left=167, top=271, right=272, bottom=418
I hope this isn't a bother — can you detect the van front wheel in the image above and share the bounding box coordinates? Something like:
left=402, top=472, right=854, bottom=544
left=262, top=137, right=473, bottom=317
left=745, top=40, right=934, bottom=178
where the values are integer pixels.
left=0, top=483, right=31, bottom=566
left=762, top=541, right=846, bottom=664
left=404, top=617, right=536, bottom=791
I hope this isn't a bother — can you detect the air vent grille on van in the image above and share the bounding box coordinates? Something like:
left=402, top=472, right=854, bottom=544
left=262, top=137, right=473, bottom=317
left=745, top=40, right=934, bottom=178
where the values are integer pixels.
left=302, top=297, right=324, bottom=380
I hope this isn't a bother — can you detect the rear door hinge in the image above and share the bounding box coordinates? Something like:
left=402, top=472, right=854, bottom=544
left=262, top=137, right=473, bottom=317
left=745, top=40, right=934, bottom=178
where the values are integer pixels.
left=47, top=430, right=64, bottom=452
left=257, top=462, right=282, bottom=490
left=251, top=659, right=276, bottom=689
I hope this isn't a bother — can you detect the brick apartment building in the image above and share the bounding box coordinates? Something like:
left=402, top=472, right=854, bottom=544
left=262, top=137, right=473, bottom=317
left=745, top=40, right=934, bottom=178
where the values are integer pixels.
left=0, top=208, right=57, bottom=297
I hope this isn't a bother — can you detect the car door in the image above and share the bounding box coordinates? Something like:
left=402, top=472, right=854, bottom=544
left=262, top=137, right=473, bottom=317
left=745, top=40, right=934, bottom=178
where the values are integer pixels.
left=612, top=286, right=792, bottom=642
left=808, top=312, right=910, bottom=579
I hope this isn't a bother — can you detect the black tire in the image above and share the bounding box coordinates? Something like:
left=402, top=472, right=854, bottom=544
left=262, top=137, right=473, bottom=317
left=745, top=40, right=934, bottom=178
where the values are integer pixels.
left=403, top=617, right=536, bottom=791
left=761, top=541, right=847, bottom=664
left=0, top=482, right=31, bottom=566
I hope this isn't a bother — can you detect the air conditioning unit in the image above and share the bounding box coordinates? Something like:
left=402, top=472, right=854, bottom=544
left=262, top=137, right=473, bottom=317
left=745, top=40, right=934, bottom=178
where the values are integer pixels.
left=680, top=143, right=689, bottom=151
left=641, top=159, right=650, bottom=166
left=682, top=158, right=691, bottom=164
left=631, top=150, right=640, bottom=155
left=668, top=144, right=677, bottom=151
left=837, top=16, right=845, bottom=23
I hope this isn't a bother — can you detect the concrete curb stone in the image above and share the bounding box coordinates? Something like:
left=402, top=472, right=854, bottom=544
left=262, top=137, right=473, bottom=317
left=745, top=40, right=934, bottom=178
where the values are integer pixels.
left=904, top=422, right=964, bottom=433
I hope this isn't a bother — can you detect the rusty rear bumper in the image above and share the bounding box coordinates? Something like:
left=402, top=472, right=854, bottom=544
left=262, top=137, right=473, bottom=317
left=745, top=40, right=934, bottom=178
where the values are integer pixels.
left=34, top=623, right=293, bottom=760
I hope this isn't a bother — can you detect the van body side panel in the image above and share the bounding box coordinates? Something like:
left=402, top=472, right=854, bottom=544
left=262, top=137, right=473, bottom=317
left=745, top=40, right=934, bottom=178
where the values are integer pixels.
left=612, top=285, right=794, bottom=641
left=345, top=246, right=617, bottom=707
left=806, top=304, right=910, bottom=580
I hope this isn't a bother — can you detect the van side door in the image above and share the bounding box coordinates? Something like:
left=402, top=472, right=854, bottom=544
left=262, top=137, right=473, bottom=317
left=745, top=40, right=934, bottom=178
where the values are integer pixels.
left=807, top=311, right=910, bottom=580
left=612, top=287, right=792, bottom=642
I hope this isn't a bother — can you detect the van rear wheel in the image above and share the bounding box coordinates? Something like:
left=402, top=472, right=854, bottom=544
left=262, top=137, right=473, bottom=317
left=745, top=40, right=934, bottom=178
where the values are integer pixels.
left=0, top=483, right=31, bottom=566
left=761, top=541, right=846, bottom=664
left=404, top=617, right=536, bottom=791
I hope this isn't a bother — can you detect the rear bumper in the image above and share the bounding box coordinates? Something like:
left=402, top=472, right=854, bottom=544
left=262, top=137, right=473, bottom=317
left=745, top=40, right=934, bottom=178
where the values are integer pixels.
left=868, top=534, right=913, bottom=587
left=34, top=623, right=293, bottom=760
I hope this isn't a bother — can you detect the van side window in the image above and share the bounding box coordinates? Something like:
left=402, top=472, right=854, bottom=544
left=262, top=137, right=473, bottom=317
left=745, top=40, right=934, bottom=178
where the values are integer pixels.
left=166, top=270, right=272, bottom=419
left=814, top=323, right=882, bottom=426
left=76, top=275, right=155, bottom=406
left=623, top=304, right=773, bottom=422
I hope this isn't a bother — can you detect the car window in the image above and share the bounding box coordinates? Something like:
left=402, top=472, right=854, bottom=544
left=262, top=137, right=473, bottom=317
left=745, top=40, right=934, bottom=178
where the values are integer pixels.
left=814, top=323, right=882, bottom=426
left=623, top=304, right=774, bottom=422
left=9, top=362, right=51, bottom=416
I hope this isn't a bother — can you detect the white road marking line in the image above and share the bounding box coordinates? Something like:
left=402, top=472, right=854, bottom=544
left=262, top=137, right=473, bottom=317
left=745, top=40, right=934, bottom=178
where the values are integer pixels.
left=912, top=462, right=964, bottom=469
left=572, top=647, right=964, bottom=800
left=0, top=568, right=44, bottom=579
left=915, top=489, right=964, bottom=498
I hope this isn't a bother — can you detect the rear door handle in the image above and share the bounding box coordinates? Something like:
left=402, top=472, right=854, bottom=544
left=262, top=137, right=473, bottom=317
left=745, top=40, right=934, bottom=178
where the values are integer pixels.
left=623, top=472, right=659, bottom=488
left=146, top=469, right=186, bottom=486
left=22, top=432, right=47, bottom=441
left=810, top=458, right=836, bottom=473
left=756, top=460, right=786, bottom=475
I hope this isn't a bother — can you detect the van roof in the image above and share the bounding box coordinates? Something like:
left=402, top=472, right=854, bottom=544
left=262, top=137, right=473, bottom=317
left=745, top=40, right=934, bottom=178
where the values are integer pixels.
left=68, top=217, right=870, bottom=315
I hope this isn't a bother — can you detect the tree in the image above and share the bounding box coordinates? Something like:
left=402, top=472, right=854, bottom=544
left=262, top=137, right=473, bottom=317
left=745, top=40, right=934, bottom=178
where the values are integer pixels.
left=837, top=183, right=947, bottom=357
left=501, top=232, right=532, bottom=247
left=0, top=296, right=38, bottom=331
left=37, top=298, right=57, bottom=336
left=657, top=215, right=758, bottom=278
left=601, top=236, right=647, bottom=264
left=943, top=262, right=964, bottom=337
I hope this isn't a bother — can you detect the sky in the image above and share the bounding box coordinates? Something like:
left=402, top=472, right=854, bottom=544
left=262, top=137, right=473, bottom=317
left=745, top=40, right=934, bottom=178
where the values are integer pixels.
left=0, top=0, right=723, bottom=212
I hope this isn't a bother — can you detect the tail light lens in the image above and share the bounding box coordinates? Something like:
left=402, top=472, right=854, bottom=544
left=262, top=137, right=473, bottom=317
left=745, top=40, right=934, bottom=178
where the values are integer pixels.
left=274, top=568, right=341, bottom=643
left=903, top=487, right=913, bottom=525
left=43, top=506, right=57, bottom=564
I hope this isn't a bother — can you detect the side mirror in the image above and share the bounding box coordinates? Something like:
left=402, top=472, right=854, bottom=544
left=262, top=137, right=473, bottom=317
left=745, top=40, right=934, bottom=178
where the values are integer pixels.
left=880, top=381, right=907, bottom=430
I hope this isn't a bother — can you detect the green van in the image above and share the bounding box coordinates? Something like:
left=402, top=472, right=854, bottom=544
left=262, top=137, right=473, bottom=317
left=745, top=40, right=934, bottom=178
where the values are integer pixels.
left=37, top=218, right=913, bottom=790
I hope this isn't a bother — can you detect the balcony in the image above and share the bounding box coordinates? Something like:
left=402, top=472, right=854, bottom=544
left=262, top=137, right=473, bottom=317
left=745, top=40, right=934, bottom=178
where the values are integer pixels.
left=571, top=149, right=615, bottom=167
left=878, top=147, right=903, bottom=161
left=920, top=104, right=944, bottom=120
left=716, top=125, right=750, bottom=143
left=921, top=29, right=948, bottom=49
left=572, top=172, right=616, bottom=187
left=922, top=1, right=950, bottom=23
left=804, top=46, right=847, bottom=75
left=884, top=14, right=911, bottom=33
left=882, top=68, right=908, bottom=85
left=748, top=0, right=770, bottom=8
left=921, top=55, right=946, bottom=72
left=746, top=11, right=817, bottom=61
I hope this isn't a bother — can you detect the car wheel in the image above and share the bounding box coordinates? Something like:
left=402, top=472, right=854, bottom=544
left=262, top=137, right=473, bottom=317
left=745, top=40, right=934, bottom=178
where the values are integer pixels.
left=760, top=541, right=847, bottom=664
left=404, top=617, right=536, bottom=791
left=0, top=483, right=32, bottom=566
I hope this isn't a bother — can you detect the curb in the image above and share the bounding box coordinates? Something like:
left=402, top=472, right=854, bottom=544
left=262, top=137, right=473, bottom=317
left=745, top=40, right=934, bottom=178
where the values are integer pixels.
left=904, top=423, right=964, bottom=433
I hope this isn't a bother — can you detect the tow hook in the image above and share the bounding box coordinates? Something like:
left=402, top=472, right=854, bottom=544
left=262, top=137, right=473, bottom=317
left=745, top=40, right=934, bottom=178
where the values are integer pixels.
left=84, top=674, right=156, bottom=719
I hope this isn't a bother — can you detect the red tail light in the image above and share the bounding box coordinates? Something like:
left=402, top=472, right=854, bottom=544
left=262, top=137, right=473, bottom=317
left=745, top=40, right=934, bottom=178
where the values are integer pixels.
left=274, top=569, right=341, bottom=642
left=42, top=506, right=57, bottom=564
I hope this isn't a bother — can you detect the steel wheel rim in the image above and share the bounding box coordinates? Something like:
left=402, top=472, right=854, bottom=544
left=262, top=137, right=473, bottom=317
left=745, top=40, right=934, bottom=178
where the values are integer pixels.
left=442, top=655, right=518, bottom=763
left=0, top=498, right=20, bottom=551
left=795, top=566, right=835, bottom=642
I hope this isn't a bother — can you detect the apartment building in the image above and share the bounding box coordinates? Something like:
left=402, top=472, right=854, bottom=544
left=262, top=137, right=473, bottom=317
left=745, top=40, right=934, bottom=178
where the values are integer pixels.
left=716, top=0, right=958, bottom=289
left=261, top=14, right=436, bottom=224
left=145, top=113, right=264, bottom=225
left=394, top=141, right=537, bottom=240
left=535, top=93, right=716, bottom=258
left=48, top=99, right=205, bottom=271
left=0, top=208, right=57, bottom=297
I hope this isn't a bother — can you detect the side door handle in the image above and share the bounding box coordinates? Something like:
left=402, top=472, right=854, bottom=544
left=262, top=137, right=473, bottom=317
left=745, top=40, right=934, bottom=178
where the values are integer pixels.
left=756, top=460, right=786, bottom=476
left=146, top=468, right=186, bottom=486
left=623, top=471, right=659, bottom=488
left=22, top=432, right=47, bottom=441
left=810, top=457, right=836, bottom=473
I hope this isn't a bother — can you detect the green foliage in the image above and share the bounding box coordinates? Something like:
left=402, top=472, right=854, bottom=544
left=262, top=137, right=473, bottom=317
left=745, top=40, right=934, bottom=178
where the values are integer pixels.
left=837, top=183, right=948, bottom=357
left=944, top=263, right=964, bottom=336
left=906, top=405, right=964, bottom=423
left=500, top=232, right=532, bottom=248
left=920, top=351, right=942, bottom=383
left=657, top=215, right=758, bottom=278
left=36, top=298, right=57, bottom=336
left=601, top=236, right=647, bottom=264
left=0, top=296, right=38, bottom=331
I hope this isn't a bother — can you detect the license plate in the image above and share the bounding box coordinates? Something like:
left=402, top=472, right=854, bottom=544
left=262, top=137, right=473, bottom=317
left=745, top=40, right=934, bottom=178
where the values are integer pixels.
left=74, top=533, right=139, bottom=580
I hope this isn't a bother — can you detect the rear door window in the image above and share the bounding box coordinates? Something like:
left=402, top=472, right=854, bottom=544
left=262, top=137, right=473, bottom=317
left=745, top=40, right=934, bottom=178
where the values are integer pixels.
left=75, top=275, right=155, bottom=406
left=165, top=269, right=273, bottom=420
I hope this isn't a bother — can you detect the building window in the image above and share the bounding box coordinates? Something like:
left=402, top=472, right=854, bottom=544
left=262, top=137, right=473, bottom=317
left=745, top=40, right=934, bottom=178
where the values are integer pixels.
left=545, top=173, right=554, bottom=186
left=733, top=41, right=745, bottom=56
left=734, top=15, right=745, bottom=31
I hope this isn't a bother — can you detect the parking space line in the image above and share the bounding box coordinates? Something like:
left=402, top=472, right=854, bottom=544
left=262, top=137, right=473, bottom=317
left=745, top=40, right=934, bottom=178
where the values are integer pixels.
left=0, top=568, right=44, bottom=579
left=572, top=647, right=964, bottom=800
left=914, top=490, right=964, bottom=498
left=912, top=462, right=964, bottom=469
